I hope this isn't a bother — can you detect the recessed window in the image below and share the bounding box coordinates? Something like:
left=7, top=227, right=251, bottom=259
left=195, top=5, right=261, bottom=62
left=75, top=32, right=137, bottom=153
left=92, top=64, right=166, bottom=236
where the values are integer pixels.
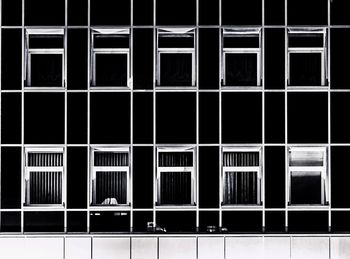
left=25, top=29, right=65, bottom=88
left=288, top=147, right=329, bottom=206
left=222, top=147, right=262, bottom=205
left=24, top=148, right=64, bottom=207
left=287, top=28, right=328, bottom=87
left=222, top=28, right=261, bottom=87
left=90, top=148, right=130, bottom=206
left=157, top=28, right=196, bottom=87
left=91, top=29, right=130, bottom=88
left=156, top=147, right=196, bottom=206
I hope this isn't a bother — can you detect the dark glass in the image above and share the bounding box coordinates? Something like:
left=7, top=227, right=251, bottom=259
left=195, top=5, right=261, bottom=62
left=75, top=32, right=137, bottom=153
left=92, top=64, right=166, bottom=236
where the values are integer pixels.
left=199, top=0, right=219, bottom=25
left=288, top=211, right=328, bottom=233
left=24, top=93, right=65, bottom=144
left=224, top=36, right=259, bottom=48
left=90, top=93, right=130, bottom=144
left=290, top=172, right=322, bottom=205
left=25, top=0, right=65, bottom=25
left=1, top=93, right=21, bottom=144
left=133, top=211, right=153, bottom=232
left=331, top=93, right=350, bottom=143
left=265, top=93, right=285, bottom=144
left=68, top=0, right=88, bottom=25
left=265, top=211, right=285, bottom=232
left=29, top=35, right=64, bottom=49
left=222, top=0, right=262, bottom=25
left=133, top=93, right=153, bottom=144
left=264, top=0, right=284, bottom=25
left=287, top=92, right=328, bottom=144
left=224, top=53, right=257, bottom=86
left=90, top=211, right=130, bottom=232
left=133, top=0, right=153, bottom=25
left=199, top=211, right=219, bottom=232
left=159, top=53, right=193, bottom=86
left=24, top=212, right=64, bottom=232
left=29, top=54, right=63, bottom=87
left=90, top=0, right=130, bottom=25
left=199, top=93, right=219, bottom=144
left=156, top=211, right=196, bottom=232
left=158, top=36, right=194, bottom=49
left=289, top=34, right=324, bottom=48
left=1, top=212, right=21, bottom=232
left=222, top=211, right=262, bottom=232
left=156, top=0, right=196, bottom=25
left=95, top=54, right=128, bottom=87
left=67, top=211, right=87, bottom=232
left=331, top=0, right=350, bottom=25
left=332, top=211, right=350, bottom=232
left=156, top=93, right=196, bottom=144
left=288, top=0, right=327, bottom=25
left=67, top=93, right=87, bottom=144
left=1, top=0, right=22, bottom=25
left=94, top=35, right=129, bottom=49
left=289, top=53, right=322, bottom=86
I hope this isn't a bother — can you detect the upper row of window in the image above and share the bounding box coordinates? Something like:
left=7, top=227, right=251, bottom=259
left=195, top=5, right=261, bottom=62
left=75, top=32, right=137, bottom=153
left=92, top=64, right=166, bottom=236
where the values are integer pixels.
left=24, top=28, right=328, bottom=89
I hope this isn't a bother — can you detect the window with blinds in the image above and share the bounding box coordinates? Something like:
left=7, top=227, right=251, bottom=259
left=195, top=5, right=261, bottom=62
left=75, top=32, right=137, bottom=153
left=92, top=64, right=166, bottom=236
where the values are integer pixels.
left=223, top=149, right=261, bottom=205
left=25, top=149, right=64, bottom=206
left=288, top=147, right=328, bottom=206
left=157, top=149, right=195, bottom=206
left=91, top=149, right=130, bottom=206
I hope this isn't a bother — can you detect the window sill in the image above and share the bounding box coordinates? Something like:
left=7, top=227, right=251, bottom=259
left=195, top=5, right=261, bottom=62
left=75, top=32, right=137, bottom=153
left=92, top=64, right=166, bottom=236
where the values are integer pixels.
left=155, top=205, right=197, bottom=210
left=90, top=86, right=131, bottom=90
left=221, top=205, right=264, bottom=211
left=155, top=86, right=197, bottom=91
left=23, top=205, right=65, bottom=211
left=287, top=85, right=328, bottom=91
left=221, top=85, right=262, bottom=90
left=287, top=205, right=330, bottom=211
left=89, top=205, right=131, bottom=211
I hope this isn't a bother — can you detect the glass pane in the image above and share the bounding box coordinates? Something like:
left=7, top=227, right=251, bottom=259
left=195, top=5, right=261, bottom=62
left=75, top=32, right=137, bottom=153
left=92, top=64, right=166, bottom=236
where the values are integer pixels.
left=29, top=171, right=62, bottom=204
left=29, top=35, right=64, bottom=49
left=94, top=152, right=129, bottom=166
left=160, top=53, right=192, bottom=86
left=289, top=53, right=322, bottom=86
left=30, top=54, right=63, bottom=87
left=95, top=54, right=128, bottom=86
left=225, top=53, right=257, bottom=86
left=290, top=171, right=322, bottom=204
left=160, top=171, right=192, bottom=205
left=94, top=35, right=129, bottom=48
left=224, top=171, right=258, bottom=205
left=158, top=152, right=193, bottom=167
left=223, top=152, right=259, bottom=166
left=95, top=171, right=127, bottom=205
left=289, top=150, right=324, bottom=166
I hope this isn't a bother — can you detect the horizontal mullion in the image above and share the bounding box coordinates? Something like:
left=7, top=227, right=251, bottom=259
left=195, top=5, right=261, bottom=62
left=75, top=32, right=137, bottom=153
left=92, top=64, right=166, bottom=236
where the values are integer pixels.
left=94, top=167, right=129, bottom=172
left=223, top=167, right=260, bottom=172
left=27, top=167, right=63, bottom=172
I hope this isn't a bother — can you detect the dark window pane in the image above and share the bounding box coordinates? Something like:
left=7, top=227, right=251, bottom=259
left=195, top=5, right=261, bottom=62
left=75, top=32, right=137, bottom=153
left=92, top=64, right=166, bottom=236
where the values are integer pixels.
left=199, top=93, right=219, bottom=144
left=289, top=34, right=324, bottom=48
left=133, top=211, right=153, bottom=232
left=29, top=171, right=62, bottom=204
left=1, top=93, right=21, bottom=144
left=160, top=53, right=192, bottom=86
left=29, top=54, right=63, bottom=87
left=94, top=171, right=127, bottom=205
left=1, top=212, right=21, bottom=232
left=90, top=0, right=130, bottom=25
left=265, top=211, right=285, bottom=232
left=133, top=0, right=153, bottom=25
left=290, top=172, right=322, bottom=205
left=222, top=211, right=262, bottom=232
left=199, top=211, right=219, bottom=233
left=288, top=211, right=328, bottom=232
left=68, top=93, right=87, bottom=144
left=133, top=93, right=153, bottom=144
left=90, top=211, right=130, bottom=232
left=29, top=35, right=64, bottom=49
left=265, top=93, right=285, bottom=143
left=68, top=0, right=88, bottom=25
left=24, top=211, right=64, bottom=232
left=156, top=0, right=196, bottom=25
left=25, top=0, right=65, bottom=25
left=1, top=0, right=22, bottom=25
left=160, top=172, right=192, bottom=205
left=332, top=211, right=350, bottom=232
left=156, top=211, right=196, bottom=232
left=95, top=54, right=128, bottom=87
left=67, top=211, right=87, bottom=232
left=331, top=0, right=350, bottom=25
left=222, top=0, right=262, bottom=25
left=264, top=0, right=284, bottom=25
left=288, top=0, right=327, bottom=25
left=199, top=0, right=219, bottom=25
left=289, top=53, right=321, bottom=86
left=225, top=53, right=257, bottom=86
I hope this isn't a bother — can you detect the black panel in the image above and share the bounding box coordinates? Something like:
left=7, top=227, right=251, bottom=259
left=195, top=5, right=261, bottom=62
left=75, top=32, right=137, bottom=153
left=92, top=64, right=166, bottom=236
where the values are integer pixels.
left=288, top=93, right=328, bottom=144
left=222, top=92, right=262, bottom=144
left=199, top=93, right=219, bottom=144
left=265, top=211, right=285, bottom=232
left=1, top=93, right=21, bottom=144
left=1, top=147, right=21, bottom=209
left=222, top=0, right=262, bottom=25
left=290, top=173, right=321, bottom=205
left=68, top=0, right=88, bottom=25
left=133, top=93, right=153, bottom=144
left=265, top=146, right=285, bottom=208
left=199, top=147, right=219, bottom=208
left=288, top=0, right=327, bottom=25
left=24, top=93, right=65, bottom=144
left=67, top=211, right=87, bottom=232
left=331, top=93, right=350, bottom=143
left=156, top=93, right=196, bottom=144
left=67, top=147, right=87, bottom=209
left=264, top=0, right=284, bottom=25
left=224, top=53, right=257, bottom=86
left=156, top=0, right=196, bottom=25
left=67, top=29, right=88, bottom=90
left=156, top=211, right=196, bottom=232
left=25, top=0, right=65, bottom=25
left=90, top=211, right=130, bottom=232
left=90, top=0, right=130, bottom=25
left=133, top=29, right=153, bottom=90
left=29, top=54, right=63, bottom=87
left=264, top=29, right=285, bottom=89
left=199, top=29, right=219, bottom=89
left=1, top=29, right=22, bottom=90
left=222, top=211, right=262, bottom=232
left=67, top=93, right=87, bottom=144
left=199, top=211, right=219, bottom=233
left=1, top=0, right=22, bottom=25
left=133, top=0, right=153, bottom=25
left=133, top=211, right=153, bottom=232
left=265, top=93, right=285, bottom=144
left=1, top=212, right=21, bottom=232
left=133, top=147, right=154, bottom=209
left=288, top=211, right=328, bottom=233
left=332, top=211, right=350, bottom=232
left=24, top=212, right=64, bottom=232
left=331, top=0, right=350, bottom=25
left=331, top=147, right=350, bottom=208
left=199, top=0, right=219, bottom=25
left=160, top=53, right=192, bottom=86
left=289, top=53, right=322, bottom=86
left=90, top=92, right=130, bottom=144
left=331, top=29, right=350, bottom=89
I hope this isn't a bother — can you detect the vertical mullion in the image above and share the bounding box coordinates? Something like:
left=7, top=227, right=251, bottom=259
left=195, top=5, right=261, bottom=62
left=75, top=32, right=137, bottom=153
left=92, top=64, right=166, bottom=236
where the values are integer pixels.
left=153, top=0, right=157, bottom=228
left=327, top=0, right=331, bottom=232
left=21, top=0, right=25, bottom=233
left=64, top=0, right=68, bottom=231
left=87, top=0, right=91, bottom=233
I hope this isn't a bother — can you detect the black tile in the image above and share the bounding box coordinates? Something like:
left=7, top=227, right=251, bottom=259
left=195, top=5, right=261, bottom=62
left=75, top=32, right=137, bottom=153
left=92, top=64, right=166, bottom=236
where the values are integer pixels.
left=25, top=0, right=65, bottom=25
left=265, top=93, right=285, bottom=144
left=24, top=212, right=64, bottom=232
left=91, top=0, right=130, bottom=25
left=199, top=93, right=219, bottom=144
left=1, top=93, right=21, bottom=144
left=222, top=0, right=262, bottom=25
left=288, top=211, right=328, bottom=233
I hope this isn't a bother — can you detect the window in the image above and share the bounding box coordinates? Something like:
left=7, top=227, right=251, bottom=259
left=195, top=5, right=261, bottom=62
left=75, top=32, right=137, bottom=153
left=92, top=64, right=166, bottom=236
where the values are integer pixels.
left=157, top=28, right=196, bottom=87
left=222, top=28, right=261, bottom=87
left=24, top=148, right=64, bottom=207
left=91, top=29, right=130, bottom=88
left=222, top=147, right=262, bottom=205
left=287, top=28, right=328, bottom=87
left=288, top=147, right=329, bottom=206
left=156, top=147, right=196, bottom=206
left=25, top=29, right=65, bottom=88
left=90, top=148, right=130, bottom=206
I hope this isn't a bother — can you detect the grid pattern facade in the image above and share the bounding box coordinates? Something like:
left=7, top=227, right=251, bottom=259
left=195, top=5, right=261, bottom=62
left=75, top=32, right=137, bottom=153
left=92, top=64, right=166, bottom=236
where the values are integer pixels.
left=1, top=0, right=350, bottom=234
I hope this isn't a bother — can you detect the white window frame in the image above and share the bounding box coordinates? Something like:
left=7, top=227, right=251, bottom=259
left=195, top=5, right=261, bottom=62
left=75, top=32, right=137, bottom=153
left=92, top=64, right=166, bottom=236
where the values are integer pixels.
left=287, top=28, right=328, bottom=87
left=221, top=28, right=262, bottom=88
left=25, top=29, right=65, bottom=89
left=156, top=28, right=196, bottom=88
left=287, top=146, right=329, bottom=207
left=222, top=147, right=263, bottom=207
left=90, top=28, right=131, bottom=89
left=90, top=147, right=131, bottom=208
left=156, top=147, right=196, bottom=207
left=24, top=147, right=65, bottom=208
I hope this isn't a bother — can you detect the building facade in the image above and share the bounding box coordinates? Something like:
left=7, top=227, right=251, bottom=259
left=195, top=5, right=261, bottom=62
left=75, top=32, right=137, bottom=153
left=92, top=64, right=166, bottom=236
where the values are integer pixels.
left=1, top=0, right=350, bottom=258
